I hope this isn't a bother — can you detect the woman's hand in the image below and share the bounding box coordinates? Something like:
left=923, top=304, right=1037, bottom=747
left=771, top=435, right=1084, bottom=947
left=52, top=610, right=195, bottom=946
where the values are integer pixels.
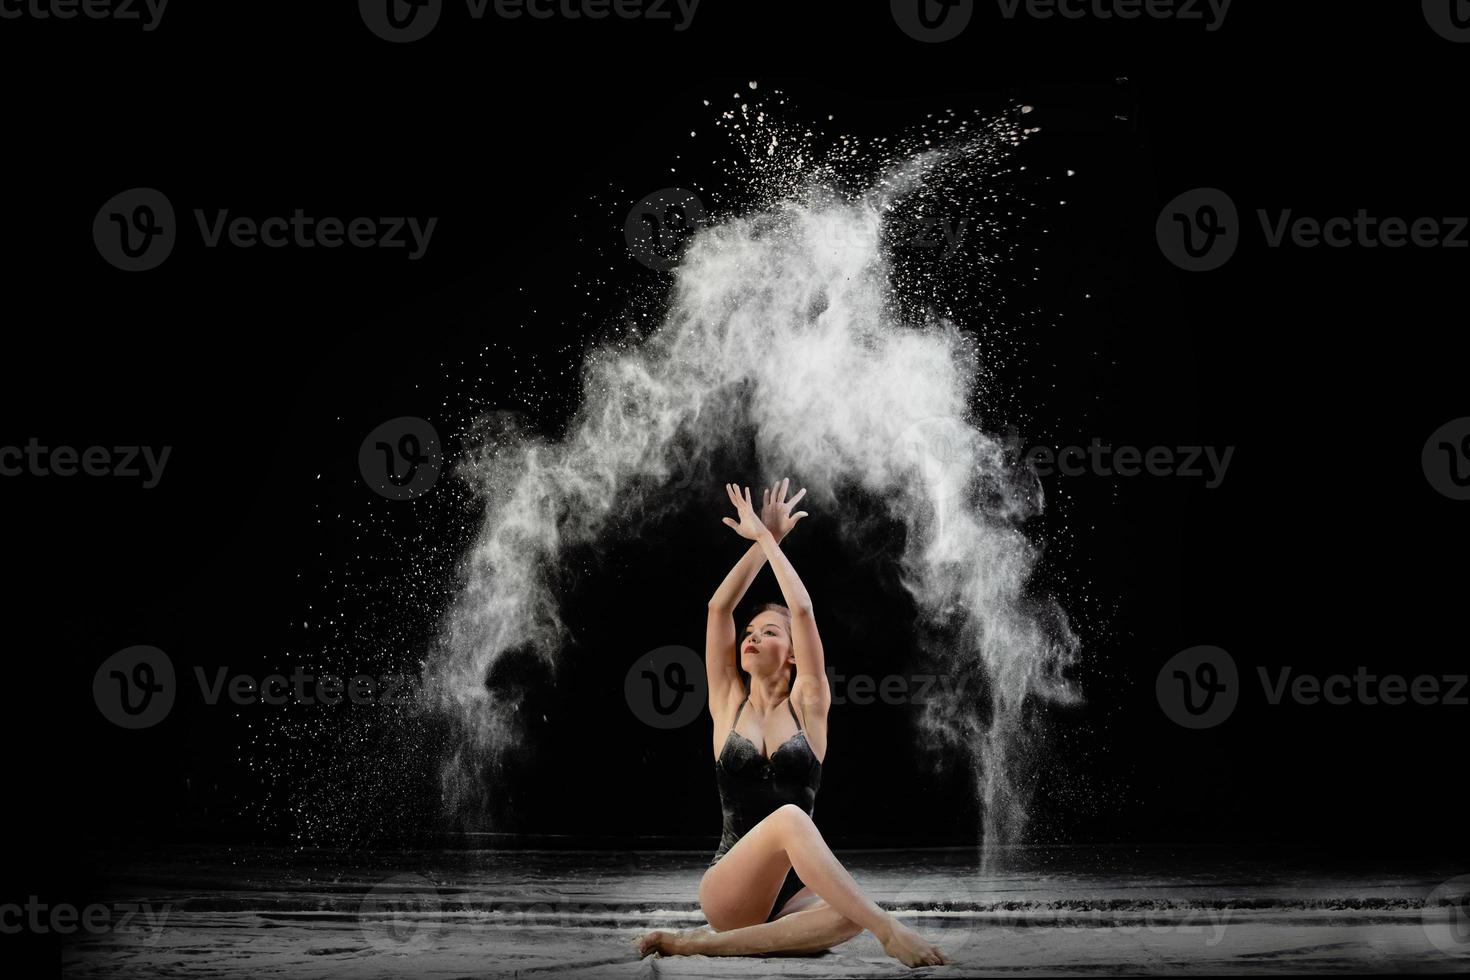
left=759, top=477, right=809, bottom=541
left=721, top=483, right=774, bottom=541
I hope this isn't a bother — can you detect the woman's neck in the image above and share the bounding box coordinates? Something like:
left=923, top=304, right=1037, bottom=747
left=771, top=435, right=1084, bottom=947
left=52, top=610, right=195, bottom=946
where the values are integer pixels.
left=747, top=673, right=790, bottom=711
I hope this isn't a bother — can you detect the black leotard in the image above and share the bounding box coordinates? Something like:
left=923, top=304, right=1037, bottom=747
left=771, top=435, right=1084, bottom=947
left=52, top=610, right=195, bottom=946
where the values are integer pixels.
left=709, top=696, right=823, bottom=922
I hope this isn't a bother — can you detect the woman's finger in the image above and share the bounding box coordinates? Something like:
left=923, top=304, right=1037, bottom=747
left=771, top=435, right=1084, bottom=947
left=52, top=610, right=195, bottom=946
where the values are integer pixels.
left=788, top=486, right=807, bottom=507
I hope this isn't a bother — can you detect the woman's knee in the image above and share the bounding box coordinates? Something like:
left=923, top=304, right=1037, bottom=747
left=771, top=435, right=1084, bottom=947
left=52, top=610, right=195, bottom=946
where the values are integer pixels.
left=772, top=802, right=813, bottom=832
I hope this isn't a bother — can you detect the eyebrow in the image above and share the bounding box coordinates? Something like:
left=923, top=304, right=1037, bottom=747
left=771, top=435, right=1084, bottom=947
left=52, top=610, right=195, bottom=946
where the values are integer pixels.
left=744, top=623, right=785, bottom=632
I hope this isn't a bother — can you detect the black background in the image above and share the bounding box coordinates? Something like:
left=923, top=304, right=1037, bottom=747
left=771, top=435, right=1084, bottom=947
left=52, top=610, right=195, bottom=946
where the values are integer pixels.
left=3, top=0, right=1465, bottom=924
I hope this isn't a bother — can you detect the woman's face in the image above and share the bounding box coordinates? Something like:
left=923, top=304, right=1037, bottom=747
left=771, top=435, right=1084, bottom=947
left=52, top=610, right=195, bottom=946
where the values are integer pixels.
left=741, top=611, right=794, bottom=678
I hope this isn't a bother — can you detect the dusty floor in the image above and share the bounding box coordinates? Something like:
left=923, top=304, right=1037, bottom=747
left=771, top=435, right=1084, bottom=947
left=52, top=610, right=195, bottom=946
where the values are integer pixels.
left=60, top=846, right=1470, bottom=976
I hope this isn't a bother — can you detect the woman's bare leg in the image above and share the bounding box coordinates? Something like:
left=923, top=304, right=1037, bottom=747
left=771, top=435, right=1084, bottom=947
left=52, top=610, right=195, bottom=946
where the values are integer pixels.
left=689, top=804, right=951, bottom=967
left=636, top=897, right=862, bottom=958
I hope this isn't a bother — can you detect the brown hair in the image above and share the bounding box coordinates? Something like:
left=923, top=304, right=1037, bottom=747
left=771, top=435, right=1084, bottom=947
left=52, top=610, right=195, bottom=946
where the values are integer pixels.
left=751, top=602, right=793, bottom=628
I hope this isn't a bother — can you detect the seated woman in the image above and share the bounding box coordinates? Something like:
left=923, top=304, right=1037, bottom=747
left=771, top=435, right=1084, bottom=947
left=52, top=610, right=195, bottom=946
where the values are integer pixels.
left=636, top=479, right=951, bottom=968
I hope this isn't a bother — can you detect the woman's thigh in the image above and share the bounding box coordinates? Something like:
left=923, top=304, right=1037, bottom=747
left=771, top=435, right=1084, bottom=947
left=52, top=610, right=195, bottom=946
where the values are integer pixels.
left=698, top=812, right=794, bottom=931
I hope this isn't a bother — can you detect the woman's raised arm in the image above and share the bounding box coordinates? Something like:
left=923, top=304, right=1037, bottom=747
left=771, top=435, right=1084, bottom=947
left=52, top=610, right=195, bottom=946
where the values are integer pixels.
left=706, top=481, right=804, bottom=711
left=723, top=483, right=830, bottom=727
left=705, top=539, right=765, bottom=711
left=755, top=527, right=826, bottom=693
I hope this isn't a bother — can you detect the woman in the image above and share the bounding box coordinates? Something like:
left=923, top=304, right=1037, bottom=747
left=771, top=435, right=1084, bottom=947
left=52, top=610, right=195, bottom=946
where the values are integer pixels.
left=635, top=479, right=951, bottom=968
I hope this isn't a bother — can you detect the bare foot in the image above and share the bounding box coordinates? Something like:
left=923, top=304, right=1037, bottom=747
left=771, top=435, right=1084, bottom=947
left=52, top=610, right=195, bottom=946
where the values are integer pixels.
left=635, top=929, right=698, bottom=958
left=877, top=918, right=952, bottom=968
left=635, top=929, right=669, bottom=958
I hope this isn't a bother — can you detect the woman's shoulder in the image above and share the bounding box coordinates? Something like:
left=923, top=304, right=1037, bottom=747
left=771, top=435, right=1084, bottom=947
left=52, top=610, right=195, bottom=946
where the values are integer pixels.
left=711, top=683, right=748, bottom=726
